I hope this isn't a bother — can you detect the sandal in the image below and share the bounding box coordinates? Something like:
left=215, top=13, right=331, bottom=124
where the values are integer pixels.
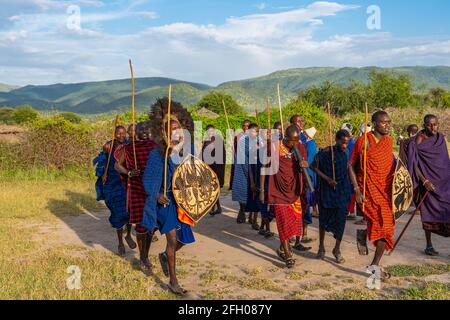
left=356, top=229, right=369, bottom=256
left=264, top=231, right=275, bottom=239
left=236, top=210, right=245, bottom=224
left=276, top=248, right=287, bottom=261
left=118, top=244, right=126, bottom=257
left=424, top=247, right=439, bottom=256
left=140, top=260, right=152, bottom=276
left=316, top=249, right=325, bottom=260
left=332, top=249, right=345, bottom=264
left=167, top=282, right=188, bottom=296
left=158, top=252, right=169, bottom=277
left=285, top=257, right=296, bottom=269
left=293, top=243, right=312, bottom=252
left=125, top=235, right=137, bottom=249
left=301, top=236, right=313, bottom=244
left=252, top=223, right=260, bottom=231
left=380, top=268, right=392, bottom=280
left=258, top=229, right=266, bottom=236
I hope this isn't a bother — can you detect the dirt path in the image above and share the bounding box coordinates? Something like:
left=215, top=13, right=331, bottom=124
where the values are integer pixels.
left=48, top=192, right=449, bottom=299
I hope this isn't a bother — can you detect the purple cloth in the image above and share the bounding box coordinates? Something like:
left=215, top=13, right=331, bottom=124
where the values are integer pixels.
left=407, top=132, right=450, bottom=223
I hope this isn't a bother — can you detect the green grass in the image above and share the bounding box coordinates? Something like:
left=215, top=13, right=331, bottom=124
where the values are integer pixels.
left=328, top=288, right=382, bottom=300
left=397, top=282, right=450, bottom=300
left=302, top=281, right=333, bottom=292
left=200, top=270, right=222, bottom=285
left=0, top=180, right=101, bottom=221
left=385, top=264, right=450, bottom=277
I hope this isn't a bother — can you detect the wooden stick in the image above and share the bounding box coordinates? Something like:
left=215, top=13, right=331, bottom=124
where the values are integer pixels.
left=389, top=191, right=430, bottom=255
left=222, top=99, right=233, bottom=154
left=163, top=84, right=172, bottom=204
left=327, top=102, right=335, bottom=184
left=102, top=115, right=119, bottom=184
left=277, top=83, right=284, bottom=134
left=222, top=99, right=231, bottom=131
left=362, top=102, right=369, bottom=215
left=266, top=98, right=271, bottom=130
left=129, top=59, right=138, bottom=169
left=255, top=107, right=260, bottom=127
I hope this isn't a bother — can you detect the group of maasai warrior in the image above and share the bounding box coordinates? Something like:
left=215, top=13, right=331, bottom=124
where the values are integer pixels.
left=94, top=94, right=449, bottom=294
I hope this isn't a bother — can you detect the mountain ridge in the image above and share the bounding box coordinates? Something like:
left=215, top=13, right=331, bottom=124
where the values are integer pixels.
left=1, top=66, right=449, bottom=114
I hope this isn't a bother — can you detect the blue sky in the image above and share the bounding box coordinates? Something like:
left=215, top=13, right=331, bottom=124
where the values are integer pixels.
left=1, top=0, right=449, bottom=86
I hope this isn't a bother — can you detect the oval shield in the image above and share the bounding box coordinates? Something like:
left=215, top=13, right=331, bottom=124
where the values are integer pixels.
left=172, top=154, right=220, bottom=223
left=392, top=158, right=413, bottom=220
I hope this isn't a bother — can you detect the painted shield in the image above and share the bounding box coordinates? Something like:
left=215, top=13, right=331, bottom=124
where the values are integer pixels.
left=392, top=158, right=413, bottom=220
left=172, top=154, right=220, bottom=223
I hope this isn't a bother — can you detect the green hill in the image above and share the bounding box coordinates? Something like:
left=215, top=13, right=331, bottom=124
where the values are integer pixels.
left=0, top=83, right=20, bottom=93
left=1, top=66, right=449, bottom=114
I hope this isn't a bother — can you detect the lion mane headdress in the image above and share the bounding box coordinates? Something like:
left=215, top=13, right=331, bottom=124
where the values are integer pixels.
left=149, top=97, right=194, bottom=154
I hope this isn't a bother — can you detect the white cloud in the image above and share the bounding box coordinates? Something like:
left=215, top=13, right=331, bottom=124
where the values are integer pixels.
left=0, top=1, right=449, bottom=87
left=255, top=3, right=267, bottom=10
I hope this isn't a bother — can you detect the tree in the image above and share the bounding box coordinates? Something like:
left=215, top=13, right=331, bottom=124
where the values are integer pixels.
left=197, top=91, right=244, bottom=115
left=369, top=71, right=413, bottom=109
left=60, top=112, right=82, bottom=124
left=442, top=93, right=450, bottom=108
left=11, top=105, right=39, bottom=124
left=428, top=87, right=447, bottom=108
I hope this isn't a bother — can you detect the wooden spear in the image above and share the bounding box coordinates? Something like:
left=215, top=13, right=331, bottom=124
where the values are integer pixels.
left=362, top=102, right=369, bottom=216
left=163, top=84, right=172, bottom=206
left=327, top=102, right=336, bottom=186
left=102, top=115, right=119, bottom=184
left=277, top=83, right=284, bottom=134
left=129, top=59, right=138, bottom=169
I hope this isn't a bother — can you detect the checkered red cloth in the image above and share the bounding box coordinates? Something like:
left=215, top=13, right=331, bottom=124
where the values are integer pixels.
left=349, top=132, right=395, bottom=250
left=273, top=198, right=303, bottom=242
left=124, top=140, right=156, bottom=225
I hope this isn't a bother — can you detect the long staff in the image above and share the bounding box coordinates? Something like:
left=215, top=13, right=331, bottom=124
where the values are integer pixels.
left=277, top=83, right=284, bottom=134
left=163, top=84, right=172, bottom=207
left=389, top=191, right=430, bottom=255
left=129, top=59, right=137, bottom=169
left=102, top=115, right=119, bottom=184
left=327, top=102, right=335, bottom=186
left=362, top=103, right=369, bottom=216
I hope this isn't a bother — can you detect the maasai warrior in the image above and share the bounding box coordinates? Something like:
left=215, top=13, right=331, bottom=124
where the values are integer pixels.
left=303, top=127, right=318, bottom=225
left=407, top=115, right=450, bottom=256
left=290, top=114, right=308, bottom=144
left=349, top=111, right=395, bottom=280
left=93, top=126, right=136, bottom=257
left=232, top=122, right=254, bottom=224
left=273, top=121, right=283, bottom=140
left=290, top=115, right=311, bottom=247
left=229, top=119, right=251, bottom=191
left=312, top=129, right=352, bottom=263
left=262, top=125, right=310, bottom=268
left=398, top=124, right=419, bottom=167
left=353, top=122, right=373, bottom=226
left=142, top=98, right=195, bottom=296
left=202, top=124, right=226, bottom=216
left=114, top=122, right=156, bottom=275
left=246, top=123, right=263, bottom=230
left=341, top=123, right=357, bottom=221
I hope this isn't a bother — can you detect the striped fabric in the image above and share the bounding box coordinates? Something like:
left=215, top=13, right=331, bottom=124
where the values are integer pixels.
left=124, top=140, right=156, bottom=227
left=273, top=198, right=303, bottom=242
left=349, top=132, right=395, bottom=250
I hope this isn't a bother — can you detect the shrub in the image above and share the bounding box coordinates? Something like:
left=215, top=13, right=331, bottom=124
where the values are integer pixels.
left=11, top=105, right=39, bottom=124
left=0, top=108, right=15, bottom=124
left=197, top=91, right=244, bottom=115
left=60, top=112, right=82, bottom=124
